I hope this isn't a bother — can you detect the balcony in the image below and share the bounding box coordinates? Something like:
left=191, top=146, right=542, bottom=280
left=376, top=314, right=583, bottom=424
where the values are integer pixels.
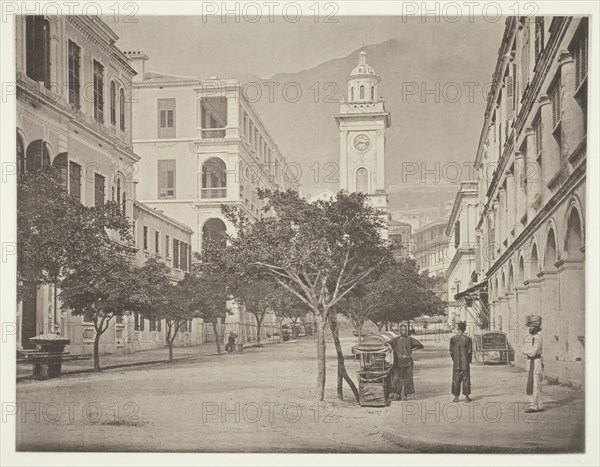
left=201, top=188, right=227, bottom=199
left=201, top=128, right=226, bottom=139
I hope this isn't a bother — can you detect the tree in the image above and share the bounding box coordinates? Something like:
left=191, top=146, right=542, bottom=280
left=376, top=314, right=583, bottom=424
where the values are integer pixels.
left=366, top=258, right=444, bottom=331
left=17, top=167, right=130, bottom=301
left=59, top=244, right=143, bottom=371
left=233, top=280, right=279, bottom=345
left=219, top=189, right=390, bottom=401
left=185, top=256, right=231, bottom=354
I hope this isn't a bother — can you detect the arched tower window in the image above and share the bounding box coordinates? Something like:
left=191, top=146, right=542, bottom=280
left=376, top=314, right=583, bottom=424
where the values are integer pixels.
left=356, top=167, right=368, bottom=193
left=359, top=85, right=365, bottom=100
left=350, top=87, right=354, bottom=101
left=202, top=157, right=227, bottom=198
left=371, top=86, right=375, bottom=101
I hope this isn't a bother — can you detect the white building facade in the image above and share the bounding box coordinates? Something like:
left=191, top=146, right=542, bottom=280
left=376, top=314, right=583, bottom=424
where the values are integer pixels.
left=472, top=17, right=587, bottom=385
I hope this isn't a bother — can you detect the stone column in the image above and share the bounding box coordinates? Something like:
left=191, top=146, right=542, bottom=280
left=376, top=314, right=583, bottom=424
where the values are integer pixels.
left=339, top=130, right=348, bottom=190
left=496, top=296, right=507, bottom=332
left=537, top=270, right=560, bottom=379
left=505, top=169, right=515, bottom=240
left=538, top=94, right=557, bottom=200
left=555, top=258, right=585, bottom=384
left=505, top=291, right=516, bottom=349
left=376, top=128, right=385, bottom=192
left=498, top=187, right=506, bottom=250
left=524, top=277, right=542, bottom=318
left=558, top=50, right=585, bottom=162
left=225, top=93, right=240, bottom=139
left=514, top=151, right=527, bottom=234
left=524, top=127, right=540, bottom=221
left=513, top=285, right=529, bottom=367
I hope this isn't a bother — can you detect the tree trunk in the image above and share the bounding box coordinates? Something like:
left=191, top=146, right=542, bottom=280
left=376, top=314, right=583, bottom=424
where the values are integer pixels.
left=256, top=314, right=263, bottom=345
left=376, top=322, right=384, bottom=332
left=384, top=322, right=389, bottom=331
left=93, top=327, right=103, bottom=372
left=168, top=340, right=174, bottom=361
left=213, top=319, right=222, bottom=354
left=329, top=313, right=360, bottom=402
left=316, top=314, right=327, bottom=401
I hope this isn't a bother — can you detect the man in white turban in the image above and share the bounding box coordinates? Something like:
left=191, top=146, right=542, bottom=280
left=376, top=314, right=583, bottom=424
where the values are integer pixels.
left=521, top=315, right=543, bottom=412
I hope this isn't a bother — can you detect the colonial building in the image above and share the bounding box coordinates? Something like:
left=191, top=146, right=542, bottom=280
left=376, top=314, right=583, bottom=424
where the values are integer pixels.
left=470, top=17, right=587, bottom=385
left=446, top=182, right=481, bottom=329
left=127, top=52, right=299, bottom=337
left=16, top=16, right=203, bottom=355
left=388, top=220, right=412, bottom=259
left=335, top=51, right=391, bottom=239
left=412, top=218, right=451, bottom=276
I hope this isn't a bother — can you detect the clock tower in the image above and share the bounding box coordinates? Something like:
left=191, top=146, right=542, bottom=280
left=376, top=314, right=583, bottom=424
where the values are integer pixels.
left=335, top=51, right=391, bottom=234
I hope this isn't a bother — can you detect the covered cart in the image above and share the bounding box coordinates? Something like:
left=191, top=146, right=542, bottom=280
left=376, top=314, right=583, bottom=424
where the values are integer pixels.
left=352, top=331, right=399, bottom=407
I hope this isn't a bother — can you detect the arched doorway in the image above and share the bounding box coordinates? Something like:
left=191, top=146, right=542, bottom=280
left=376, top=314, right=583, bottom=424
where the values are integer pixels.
left=565, top=208, right=584, bottom=259
left=26, top=140, right=50, bottom=172
left=202, top=218, right=227, bottom=249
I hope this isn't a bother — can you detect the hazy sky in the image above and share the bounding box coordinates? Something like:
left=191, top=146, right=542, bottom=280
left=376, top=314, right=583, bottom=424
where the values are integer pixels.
left=109, top=15, right=504, bottom=80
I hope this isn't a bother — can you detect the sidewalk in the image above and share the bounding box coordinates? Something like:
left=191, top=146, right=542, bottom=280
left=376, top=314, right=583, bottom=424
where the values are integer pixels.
left=382, top=340, right=585, bottom=453
left=17, top=340, right=280, bottom=381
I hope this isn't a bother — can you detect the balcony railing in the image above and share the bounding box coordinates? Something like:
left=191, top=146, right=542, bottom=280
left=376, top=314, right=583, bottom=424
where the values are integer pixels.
left=201, top=128, right=226, bottom=139
left=201, top=188, right=227, bottom=199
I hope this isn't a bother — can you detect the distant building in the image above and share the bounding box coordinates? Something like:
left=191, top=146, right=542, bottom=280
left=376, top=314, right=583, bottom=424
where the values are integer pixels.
left=335, top=51, right=391, bottom=240
left=127, top=52, right=299, bottom=337
left=388, top=220, right=412, bottom=259
left=412, top=219, right=450, bottom=277
left=445, top=182, right=480, bottom=329
left=304, top=187, right=337, bottom=203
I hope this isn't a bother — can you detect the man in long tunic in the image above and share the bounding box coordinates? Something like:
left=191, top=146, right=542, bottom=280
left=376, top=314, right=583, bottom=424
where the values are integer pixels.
left=522, top=315, right=543, bottom=413
left=388, top=324, right=424, bottom=401
left=449, top=321, right=473, bottom=402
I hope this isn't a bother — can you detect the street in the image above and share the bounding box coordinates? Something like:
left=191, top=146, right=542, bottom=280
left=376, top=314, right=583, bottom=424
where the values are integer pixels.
left=16, top=333, right=408, bottom=453
left=15, top=331, right=584, bottom=453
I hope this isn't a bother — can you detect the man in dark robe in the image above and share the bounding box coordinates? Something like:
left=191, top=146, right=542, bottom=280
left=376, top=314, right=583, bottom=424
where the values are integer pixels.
left=388, top=324, right=424, bottom=401
left=449, top=321, right=473, bottom=402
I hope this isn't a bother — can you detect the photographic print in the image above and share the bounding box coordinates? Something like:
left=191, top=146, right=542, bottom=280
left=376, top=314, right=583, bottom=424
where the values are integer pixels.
left=1, top=1, right=598, bottom=465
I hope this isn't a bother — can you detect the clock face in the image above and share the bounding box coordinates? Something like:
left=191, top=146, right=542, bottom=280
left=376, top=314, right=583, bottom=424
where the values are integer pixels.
left=353, top=134, right=370, bottom=151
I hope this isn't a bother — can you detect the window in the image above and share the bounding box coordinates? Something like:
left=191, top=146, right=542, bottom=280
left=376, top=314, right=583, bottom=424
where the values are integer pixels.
left=158, top=99, right=176, bottom=138
left=356, top=167, right=368, bottom=193
left=149, top=320, right=156, bottom=332
left=68, top=40, right=81, bottom=109
left=122, top=191, right=127, bottom=215
left=173, top=238, right=180, bottom=268
left=573, top=25, right=588, bottom=89
left=550, top=78, right=561, bottom=129
left=94, top=173, right=105, bottom=206
left=134, top=312, right=144, bottom=331
left=534, top=17, right=544, bottom=65
left=52, top=153, right=68, bottom=187
left=93, top=60, right=104, bottom=123
left=165, top=235, right=170, bottom=257
left=155, top=231, right=160, bottom=255
left=370, top=86, right=375, bottom=101
left=143, top=226, right=149, bottom=251
left=359, top=85, right=365, bottom=100
left=119, top=88, right=126, bottom=131
left=180, top=242, right=188, bottom=271
left=70, top=162, right=81, bottom=202
left=25, top=16, right=51, bottom=88
left=110, top=81, right=117, bottom=126
left=350, top=87, right=354, bottom=101
left=158, top=159, right=176, bottom=199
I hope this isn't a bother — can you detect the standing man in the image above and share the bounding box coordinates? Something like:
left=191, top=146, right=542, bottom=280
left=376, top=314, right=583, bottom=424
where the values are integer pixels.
left=388, top=324, right=424, bottom=401
left=449, top=321, right=473, bottom=402
left=522, top=315, right=543, bottom=413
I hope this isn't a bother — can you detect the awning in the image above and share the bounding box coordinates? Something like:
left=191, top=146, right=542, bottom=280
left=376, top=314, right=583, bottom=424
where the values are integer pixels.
left=454, top=280, right=488, bottom=300
left=353, top=331, right=399, bottom=353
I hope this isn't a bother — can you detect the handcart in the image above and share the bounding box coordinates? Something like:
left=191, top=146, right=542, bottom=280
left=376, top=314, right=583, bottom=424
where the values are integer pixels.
left=352, top=331, right=399, bottom=407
